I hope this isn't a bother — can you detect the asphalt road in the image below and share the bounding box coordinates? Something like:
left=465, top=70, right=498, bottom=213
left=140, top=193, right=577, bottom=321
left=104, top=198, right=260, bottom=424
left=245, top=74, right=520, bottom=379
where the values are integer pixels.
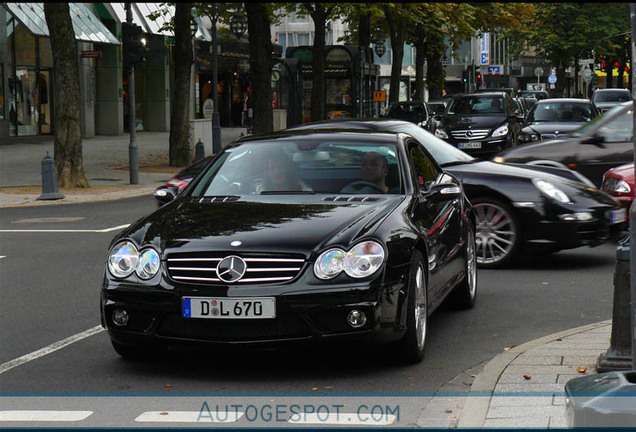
left=0, top=196, right=618, bottom=427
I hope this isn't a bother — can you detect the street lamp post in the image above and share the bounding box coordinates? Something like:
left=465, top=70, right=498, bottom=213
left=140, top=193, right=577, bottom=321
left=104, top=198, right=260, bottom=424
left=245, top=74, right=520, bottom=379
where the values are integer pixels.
left=206, top=4, right=222, bottom=155
left=125, top=3, right=138, bottom=185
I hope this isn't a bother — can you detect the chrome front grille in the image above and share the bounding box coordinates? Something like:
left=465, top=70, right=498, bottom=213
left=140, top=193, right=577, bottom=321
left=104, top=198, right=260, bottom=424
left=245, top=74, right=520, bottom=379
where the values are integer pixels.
left=451, top=129, right=490, bottom=140
left=167, top=253, right=305, bottom=284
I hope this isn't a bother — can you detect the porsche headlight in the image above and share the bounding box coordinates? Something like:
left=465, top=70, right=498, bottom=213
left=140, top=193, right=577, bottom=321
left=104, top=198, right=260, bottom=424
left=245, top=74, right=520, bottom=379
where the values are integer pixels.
left=343, top=241, right=385, bottom=278
left=519, top=133, right=540, bottom=143
left=314, top=248, right=346, bottom=280
left=492, top=125, right=509, bottom=137
left=532, top=179, right=571, bottom=204
left=108, top=241, right=139, bottom=278
left=108, top=242, right=161, bottom=279
left=604, top=178, right=632, bottom=194
left=138, top=248, right=161, bottom=279
left=314, top=242, right=385, bottom=280
left=435, top=128, right=448, bottom=139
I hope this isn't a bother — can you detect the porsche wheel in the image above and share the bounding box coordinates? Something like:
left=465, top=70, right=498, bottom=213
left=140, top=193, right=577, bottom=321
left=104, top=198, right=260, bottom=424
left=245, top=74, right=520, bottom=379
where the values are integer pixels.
left=450, top=223, right=477, bottom=309
left=472, top=197, right=520, bottom=268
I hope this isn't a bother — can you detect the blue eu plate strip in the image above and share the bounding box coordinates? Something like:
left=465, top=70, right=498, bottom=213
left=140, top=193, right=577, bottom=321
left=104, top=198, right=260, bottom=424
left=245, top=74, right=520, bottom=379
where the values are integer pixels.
left=182, top=298, right=191, bottom=317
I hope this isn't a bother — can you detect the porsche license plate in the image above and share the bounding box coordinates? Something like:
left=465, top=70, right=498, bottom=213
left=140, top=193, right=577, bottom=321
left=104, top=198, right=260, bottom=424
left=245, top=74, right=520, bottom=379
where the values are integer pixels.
left=458, top=141, right=481, bottom=149
left=182, top=297, right=276, bottom=319
left=611, top=208, right=626, bottom=224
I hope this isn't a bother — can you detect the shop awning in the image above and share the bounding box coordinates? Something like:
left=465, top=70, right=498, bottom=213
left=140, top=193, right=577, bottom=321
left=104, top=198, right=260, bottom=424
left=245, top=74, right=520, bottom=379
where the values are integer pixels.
left=104, top=3, right=212, bottom=42
left=2, top=3, right=120, bottom=45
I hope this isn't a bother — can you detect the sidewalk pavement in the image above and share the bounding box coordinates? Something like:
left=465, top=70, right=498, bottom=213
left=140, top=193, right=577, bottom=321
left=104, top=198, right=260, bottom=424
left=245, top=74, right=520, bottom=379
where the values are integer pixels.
left=0, top=128, right=618, bottom=428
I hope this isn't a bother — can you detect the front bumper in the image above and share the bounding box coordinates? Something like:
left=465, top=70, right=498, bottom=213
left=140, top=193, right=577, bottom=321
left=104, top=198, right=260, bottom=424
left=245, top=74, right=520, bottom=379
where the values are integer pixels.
left=101, top=277, right=407, bottom=350
left=443, top=136, right=510, bottom=158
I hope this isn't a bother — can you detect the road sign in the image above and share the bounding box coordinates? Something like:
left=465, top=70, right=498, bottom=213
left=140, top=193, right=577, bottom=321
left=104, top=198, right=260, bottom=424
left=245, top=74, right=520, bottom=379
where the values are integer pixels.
left=373, top=90, right=386, bottom=102
left=578, top=58, right=594, bottom=65
left=582, top=68, right=592, bottom=78
left=534, top=67, right=544, bottom=77
left=487, top=66, right=501, bottom=74
left=548, top=74, right=557, bottom=84
left=481, top=52, right=489, bottom=65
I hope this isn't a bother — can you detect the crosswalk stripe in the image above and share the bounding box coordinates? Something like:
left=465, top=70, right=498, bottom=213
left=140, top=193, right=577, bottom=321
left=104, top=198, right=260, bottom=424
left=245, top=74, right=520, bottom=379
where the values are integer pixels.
left=135, top=411, right=244, bottom=423
left=0, top=410, right=93, bottom=422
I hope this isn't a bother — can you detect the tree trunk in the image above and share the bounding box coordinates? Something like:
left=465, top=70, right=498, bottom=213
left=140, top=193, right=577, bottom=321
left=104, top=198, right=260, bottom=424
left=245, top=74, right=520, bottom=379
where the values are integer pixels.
left=246, top=3, right=274, bottom=134
left=310, top=5, right=328, bottom=122
left=425, top=32, right=445, bottom=100
left=168, top=3, right=193, bottom=166
left=43, top=3, right=89, bottom=188
left=413, top=25, right=426, bottom=101
left=384, top=6, right=405, bottom=104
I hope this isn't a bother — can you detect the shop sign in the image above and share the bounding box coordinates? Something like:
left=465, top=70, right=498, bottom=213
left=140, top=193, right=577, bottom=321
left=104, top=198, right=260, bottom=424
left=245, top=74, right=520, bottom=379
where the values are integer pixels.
left=81, top=50, right=102, bottom=58
left=326, top=47, right=351, bottom=62
left=373, top=90, right=386, bottom=102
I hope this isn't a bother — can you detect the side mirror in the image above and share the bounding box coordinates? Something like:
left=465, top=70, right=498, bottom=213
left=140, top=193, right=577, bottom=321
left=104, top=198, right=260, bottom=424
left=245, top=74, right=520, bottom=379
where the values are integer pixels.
left=426, top=183, right=462, bottom=202
left=581, top=132, right=606, bottom=147
left=154, top=185, right=179, bottom=205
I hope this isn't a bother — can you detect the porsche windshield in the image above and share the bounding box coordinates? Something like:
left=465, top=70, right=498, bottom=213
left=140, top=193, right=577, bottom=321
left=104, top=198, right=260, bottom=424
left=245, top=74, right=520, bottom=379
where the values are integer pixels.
left=189, top=140, right=403, bottom=196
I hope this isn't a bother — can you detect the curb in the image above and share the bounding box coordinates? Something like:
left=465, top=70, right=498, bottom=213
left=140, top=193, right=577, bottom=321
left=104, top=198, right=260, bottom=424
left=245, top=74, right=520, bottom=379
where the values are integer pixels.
left=0, top=186, right=157, bottom=209
left=456, top=320, right=612, bottom=428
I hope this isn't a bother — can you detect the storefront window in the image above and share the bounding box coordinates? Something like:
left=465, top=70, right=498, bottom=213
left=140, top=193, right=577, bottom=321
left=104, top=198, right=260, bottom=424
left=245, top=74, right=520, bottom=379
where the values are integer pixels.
left=13, top=24, right=36, bottom=67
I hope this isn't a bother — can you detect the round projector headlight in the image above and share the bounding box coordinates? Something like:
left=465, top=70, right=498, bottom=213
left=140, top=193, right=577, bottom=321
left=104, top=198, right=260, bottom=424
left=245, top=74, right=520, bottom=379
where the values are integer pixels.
left=492, top=125, right=509, bottom=137
left=108, top=241, right=139, bottom=278
left=343, top=241, right=385, bottom=278
left=532, top=179, right=571, bottom=204
left=314, top=248, right=346, bottom=280
left=138, top=248, right=161, bottom=279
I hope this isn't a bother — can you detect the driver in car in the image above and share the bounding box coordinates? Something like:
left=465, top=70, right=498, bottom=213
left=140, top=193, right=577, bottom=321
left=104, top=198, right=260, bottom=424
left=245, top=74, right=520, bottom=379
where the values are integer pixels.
left=341, top=151, right=390, bottom=194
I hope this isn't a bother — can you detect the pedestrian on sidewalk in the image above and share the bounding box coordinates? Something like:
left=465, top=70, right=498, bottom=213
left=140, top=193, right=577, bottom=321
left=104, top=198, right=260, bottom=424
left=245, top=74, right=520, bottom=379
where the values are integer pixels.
left=242, top=92, right=250, bottom=126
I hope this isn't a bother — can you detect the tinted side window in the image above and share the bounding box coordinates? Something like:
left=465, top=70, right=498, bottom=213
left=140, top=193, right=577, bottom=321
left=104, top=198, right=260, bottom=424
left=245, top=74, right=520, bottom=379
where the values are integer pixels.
left=597, top=108, right=633, bottom=143
left=410, top=143, right=440, bottom=191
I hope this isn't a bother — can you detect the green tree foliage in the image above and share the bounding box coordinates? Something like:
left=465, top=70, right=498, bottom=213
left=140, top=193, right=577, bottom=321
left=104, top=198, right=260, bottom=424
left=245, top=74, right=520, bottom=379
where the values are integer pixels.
left=43, top=3, right=89, bottom=188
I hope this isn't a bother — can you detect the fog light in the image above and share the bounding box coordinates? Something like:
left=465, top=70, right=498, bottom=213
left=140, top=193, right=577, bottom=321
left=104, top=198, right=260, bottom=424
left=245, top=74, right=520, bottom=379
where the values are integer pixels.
left=559, top=212, right=593, bottom=222
left=347, top=310, right=367, bottom=328
left=112, top=309, right=129, bottom=326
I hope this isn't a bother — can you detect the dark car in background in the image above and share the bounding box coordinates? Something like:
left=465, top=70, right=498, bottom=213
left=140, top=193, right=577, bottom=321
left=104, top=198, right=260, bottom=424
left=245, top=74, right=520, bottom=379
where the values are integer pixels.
left=513, top=97, right=532, bottom=119
left=383, top=101, right=432, bottom=131
left=592, top=88, right=632, bottom=114
left=518, top=98, right=600, bottom=144
left=287, top=119, right=623, bottom=268
left=493, top=101, right=633, bottom=187
left=519, top=90, right=549, bottom=101
left=474, top=87, right=517, bottom=99
left=434, top=92, right=524, bottom=158
left=107, top=128, right=478, bottom=364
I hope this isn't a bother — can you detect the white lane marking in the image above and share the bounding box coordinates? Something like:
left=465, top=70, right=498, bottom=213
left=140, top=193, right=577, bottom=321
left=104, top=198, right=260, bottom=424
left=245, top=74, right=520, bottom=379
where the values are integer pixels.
left=0, top=326, right=105, bottom=375
left=0, top=256, right=5, bottom=259
left=0, top=410, right=93, bottom=421
left=288, top=413, right=397, bottom=426
left=136, top=411, right=244, bottom=423
left=0, top=224, right=130, bottom=233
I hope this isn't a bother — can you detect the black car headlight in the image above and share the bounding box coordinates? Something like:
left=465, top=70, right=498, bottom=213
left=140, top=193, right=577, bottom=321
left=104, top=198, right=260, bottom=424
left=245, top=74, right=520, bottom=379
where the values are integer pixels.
left=492, top=125, right=509, bottom=138
left=314, top=241, right=385, bottom=280
left=108, top=241, right=161, bottom=279
left=532, top=179, right=572, bottom=204
left=434, top=128, right=448, bottom=139
left=518, top=133, right=540, bottom=143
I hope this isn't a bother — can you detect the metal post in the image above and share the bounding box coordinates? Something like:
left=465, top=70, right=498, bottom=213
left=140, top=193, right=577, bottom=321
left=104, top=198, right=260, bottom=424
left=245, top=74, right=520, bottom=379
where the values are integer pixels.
left=630, top=2, right=636, bottom=369
left=210, top=6, right=222, bottom=155
left=126, top=3, right=139, bottom=185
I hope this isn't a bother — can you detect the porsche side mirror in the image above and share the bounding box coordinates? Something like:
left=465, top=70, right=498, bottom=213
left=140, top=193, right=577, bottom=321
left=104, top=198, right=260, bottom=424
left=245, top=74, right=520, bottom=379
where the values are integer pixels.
left=154, top=185, right=179, bottom=205
left=581, top=132, right=606, bottom=147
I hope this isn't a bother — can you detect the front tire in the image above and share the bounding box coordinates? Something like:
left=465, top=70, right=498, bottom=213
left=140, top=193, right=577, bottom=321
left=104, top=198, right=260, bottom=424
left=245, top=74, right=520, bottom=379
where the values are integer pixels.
left=472, top=197, right=520, bottom=268
left=450, top=223, right=477, bottom=309
left=397, top=250, right=428, bottom=364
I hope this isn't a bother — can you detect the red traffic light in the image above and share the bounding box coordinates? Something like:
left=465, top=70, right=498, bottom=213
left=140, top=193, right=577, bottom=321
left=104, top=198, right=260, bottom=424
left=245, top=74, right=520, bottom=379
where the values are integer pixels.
left=476, top=73, right=482, bottom=80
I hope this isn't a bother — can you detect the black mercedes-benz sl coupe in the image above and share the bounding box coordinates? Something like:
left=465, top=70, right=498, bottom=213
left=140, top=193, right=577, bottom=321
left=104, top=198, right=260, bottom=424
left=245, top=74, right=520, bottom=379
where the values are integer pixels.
left=287, top=120, right=623, bottom=268
left=103, top=129, right=477, bottom=364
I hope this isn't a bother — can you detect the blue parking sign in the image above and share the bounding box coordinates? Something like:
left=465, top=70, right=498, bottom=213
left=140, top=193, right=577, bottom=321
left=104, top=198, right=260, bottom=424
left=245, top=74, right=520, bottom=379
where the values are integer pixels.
left=548, top=74, right=557, bottom=84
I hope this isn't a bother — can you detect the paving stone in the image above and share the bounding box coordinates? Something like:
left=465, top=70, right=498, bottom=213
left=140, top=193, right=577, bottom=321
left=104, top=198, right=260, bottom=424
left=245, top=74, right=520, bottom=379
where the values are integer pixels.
left=494, top=383, right=566, bottom=393
left=487, top=405, right=565, bottom=419
left=512, top=355, right=563, bottom=365
left=483, top=417, right=550, bottom=428
left=498, top=372, right=558, bottom=384
left=561, top=355, right=602, bottom=366
left=548, top=414, right=568, bottom=428
left=489, top=396, right=554, bottom=407
left=505, top=364, right=588, bottom=375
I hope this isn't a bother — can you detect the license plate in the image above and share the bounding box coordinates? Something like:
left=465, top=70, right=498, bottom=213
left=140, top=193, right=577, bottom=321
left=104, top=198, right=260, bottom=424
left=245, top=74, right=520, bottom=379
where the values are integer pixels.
left=182, top=297, right=276, bottom=319
left=458, top=141, right=481, bottom=149
left=611, top=208, right=627, bottom=224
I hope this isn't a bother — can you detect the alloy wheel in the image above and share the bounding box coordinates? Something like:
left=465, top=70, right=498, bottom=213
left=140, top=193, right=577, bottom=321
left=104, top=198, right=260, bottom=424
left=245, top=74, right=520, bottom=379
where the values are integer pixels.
left=474, top=201, right=517, bottom=266
left=414, top=265, right=427, bottom=351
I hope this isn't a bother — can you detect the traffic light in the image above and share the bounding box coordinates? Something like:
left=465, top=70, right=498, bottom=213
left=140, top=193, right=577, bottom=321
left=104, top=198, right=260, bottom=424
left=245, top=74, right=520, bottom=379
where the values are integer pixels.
left=122, top=22, right=145, bottom=70
left=462, top=69, right=468, bottom=83
left=476, top=72, right=482, bottom=81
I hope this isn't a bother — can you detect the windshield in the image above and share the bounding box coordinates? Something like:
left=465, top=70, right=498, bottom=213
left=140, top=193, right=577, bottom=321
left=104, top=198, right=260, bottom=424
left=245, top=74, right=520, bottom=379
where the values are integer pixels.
left=593, top=90, right=632, bottom=103
left=527, top=102, right=595, bottom=123
left=447, top=96, right=505, bottom=115
left=189, top=140, right=403, bottom=196
left=381, top=122, right=475, bottom=166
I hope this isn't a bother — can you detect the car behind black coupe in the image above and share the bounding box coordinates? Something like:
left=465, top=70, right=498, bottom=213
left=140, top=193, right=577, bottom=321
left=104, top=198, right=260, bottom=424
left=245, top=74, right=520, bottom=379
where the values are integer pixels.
left=102, top=129, right=477, bottom=364
left=287, top=120, right=623, bottom=268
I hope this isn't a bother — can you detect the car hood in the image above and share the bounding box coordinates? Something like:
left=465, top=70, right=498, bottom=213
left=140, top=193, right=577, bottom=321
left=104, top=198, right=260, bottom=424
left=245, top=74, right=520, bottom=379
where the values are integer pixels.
left=116, top=195, right=405, bottom=257
left=446, top=160, right=617, bottom=206
left=442, top=114, right=506, bottom=130
left=523, top=122, right=584, bottom=135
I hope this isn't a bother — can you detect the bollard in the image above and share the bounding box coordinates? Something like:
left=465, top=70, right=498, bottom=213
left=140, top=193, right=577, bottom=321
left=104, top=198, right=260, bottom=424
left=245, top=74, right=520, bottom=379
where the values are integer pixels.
left=194, top=139, right=205, bottom=162
left=597, top=234, right=633, bottom=372
left=37, top=152, right=64, bottom=201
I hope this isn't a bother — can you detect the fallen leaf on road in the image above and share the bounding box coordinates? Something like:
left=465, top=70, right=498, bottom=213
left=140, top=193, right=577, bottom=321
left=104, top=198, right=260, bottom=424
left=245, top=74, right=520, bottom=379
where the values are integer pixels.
left=445, top=409, right=453, bottom=413
left=462, top=382, right=472, bottom=386
left=407, top=377, right=415, bottom=380
left=164, top=384, right=173, bottom=388
left=555, top=338, right=562, bottom=341
left=470, top=374, right=477, bottom=378
left=523, top=375, right=532, bottom=380
left=312, top=387, right=318, bottom=391
left=577, top=367, right=587, bottom=373
left=160, top=412, right=169, bottom=416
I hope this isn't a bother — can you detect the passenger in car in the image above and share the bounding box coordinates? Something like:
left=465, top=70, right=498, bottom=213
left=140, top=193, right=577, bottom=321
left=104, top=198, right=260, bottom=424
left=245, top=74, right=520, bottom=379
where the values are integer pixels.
left=341, top=152, right=391, bottom=194
left=255, top=150, right=312, bottom=193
